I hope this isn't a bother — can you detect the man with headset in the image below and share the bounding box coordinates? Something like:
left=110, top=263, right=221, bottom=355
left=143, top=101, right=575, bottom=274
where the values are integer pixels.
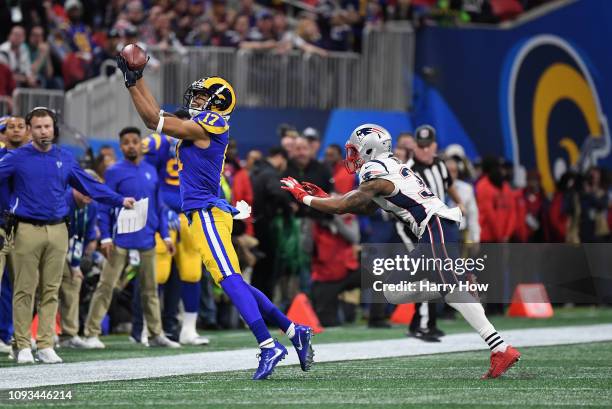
left=0, top=107, right=135, bottom=364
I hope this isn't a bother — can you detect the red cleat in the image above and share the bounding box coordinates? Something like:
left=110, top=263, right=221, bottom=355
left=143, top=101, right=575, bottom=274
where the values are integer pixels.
left=482, top=345, right=521, bottom=379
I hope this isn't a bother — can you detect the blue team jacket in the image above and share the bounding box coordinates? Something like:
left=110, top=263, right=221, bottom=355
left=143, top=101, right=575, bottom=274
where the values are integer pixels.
left=0, top=143, right=124, bottom=221
left=98, top=159, right=169, bottom=250
left=66, top=188, right=99, bottom=268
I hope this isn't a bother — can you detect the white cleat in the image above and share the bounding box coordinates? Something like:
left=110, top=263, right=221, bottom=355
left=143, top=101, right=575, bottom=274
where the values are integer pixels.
left=17, top=348, right=35, bottom=364
left=59, top=336, right=91, bottom=349
left=149, top=334, right=181, bottom=348
left=36, top=347, right=63, bottom=364
left=83, top=336, right=106, bottom=349
left=179, top=331, right=210, bottom=346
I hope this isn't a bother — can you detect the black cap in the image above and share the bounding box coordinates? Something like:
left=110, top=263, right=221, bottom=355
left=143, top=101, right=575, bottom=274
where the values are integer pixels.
left=108, top=28, right=120, bottom=39
left=302, top=127, right=320, bottom=140
left=125, top=25, right=138, bottom=37
left=414, top=124, right=436, bottom=147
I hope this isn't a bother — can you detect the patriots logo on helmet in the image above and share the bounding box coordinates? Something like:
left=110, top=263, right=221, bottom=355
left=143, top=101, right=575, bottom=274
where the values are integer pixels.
left=356, top=127, right=383, bottom=137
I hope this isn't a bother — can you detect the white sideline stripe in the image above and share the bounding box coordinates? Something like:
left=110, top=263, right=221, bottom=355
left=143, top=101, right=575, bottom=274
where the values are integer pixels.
left=2, top=324, right=612, bottom=390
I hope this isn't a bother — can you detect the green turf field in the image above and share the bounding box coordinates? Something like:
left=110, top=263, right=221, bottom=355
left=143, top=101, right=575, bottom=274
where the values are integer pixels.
left=3, top=342, right=612, bottom=409
left=1, top=306, right=610, bottom=368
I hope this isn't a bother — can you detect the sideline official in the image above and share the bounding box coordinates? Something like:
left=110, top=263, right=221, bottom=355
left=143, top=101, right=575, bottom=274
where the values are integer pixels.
left=0, top=107, right=134, bottom=364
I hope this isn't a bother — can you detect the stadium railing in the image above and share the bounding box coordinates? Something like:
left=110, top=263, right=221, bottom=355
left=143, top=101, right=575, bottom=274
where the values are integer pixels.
left=9, top=22, right=414, bottom=140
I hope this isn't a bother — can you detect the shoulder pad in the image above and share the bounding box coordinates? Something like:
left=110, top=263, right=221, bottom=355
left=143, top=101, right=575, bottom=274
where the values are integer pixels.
left=193, top=111, right=229, bottom=135
left=359, top=159, right=391, bottom=183
left=143, top=133, right=167, bottom=154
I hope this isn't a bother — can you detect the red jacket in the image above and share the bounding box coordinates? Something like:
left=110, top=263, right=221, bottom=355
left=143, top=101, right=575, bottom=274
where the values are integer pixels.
left=548, top=191, right=568, bottom=242
left=231, top=168, right=254, bottom=235
left=332, top=162, right=355, bottom=194
left=475, top=176, right=517, bottom=242
left=311, top=216, right=359, bottom=282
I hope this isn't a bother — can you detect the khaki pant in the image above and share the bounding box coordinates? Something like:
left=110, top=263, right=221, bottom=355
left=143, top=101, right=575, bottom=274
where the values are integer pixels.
left=59, top=263, right=83, bottom=338
left=84, top=247, right=162, bottom=337
left=10, top=222, right=68, bottom=350
left=0, top=226, right=9, bottom=285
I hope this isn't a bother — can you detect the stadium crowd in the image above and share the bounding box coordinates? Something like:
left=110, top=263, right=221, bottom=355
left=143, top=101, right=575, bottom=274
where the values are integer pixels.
left=0, top=0, right=559, bottom=104
left=0, top=108, right=610, bottom=361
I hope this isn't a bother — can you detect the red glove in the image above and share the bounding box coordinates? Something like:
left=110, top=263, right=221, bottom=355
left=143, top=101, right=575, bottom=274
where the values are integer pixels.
left=302, top=182, right=329, bottom=198
left=280, top=177, right=310, bottom=203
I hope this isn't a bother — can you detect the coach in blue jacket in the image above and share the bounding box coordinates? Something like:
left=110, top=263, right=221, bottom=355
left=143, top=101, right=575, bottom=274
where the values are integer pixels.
left=0, top=108, right=134, bottom=364
left=83, top=126, right=179, bottom=349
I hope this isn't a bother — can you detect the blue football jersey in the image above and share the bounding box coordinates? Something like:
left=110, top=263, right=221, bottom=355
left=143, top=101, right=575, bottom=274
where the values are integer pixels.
left=177, top=111, right=237, bottom=214
left=143, top=132, right=182, bottom=213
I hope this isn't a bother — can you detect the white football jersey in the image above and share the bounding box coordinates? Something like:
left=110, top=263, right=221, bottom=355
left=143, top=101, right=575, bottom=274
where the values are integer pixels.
left=358, top=155, right=462, bottom=238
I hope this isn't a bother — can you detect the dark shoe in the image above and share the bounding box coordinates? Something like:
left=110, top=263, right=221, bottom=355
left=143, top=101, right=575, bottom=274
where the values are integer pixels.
left=429, top=327, right=445, bottom=338
left=368, top=320, right=391, bottom=329
left=406, top=328, right=441, bottom=342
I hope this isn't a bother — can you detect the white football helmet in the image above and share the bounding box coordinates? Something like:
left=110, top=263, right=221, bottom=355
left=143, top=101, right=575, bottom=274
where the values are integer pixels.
left=344, top=123, right=392, bottom=174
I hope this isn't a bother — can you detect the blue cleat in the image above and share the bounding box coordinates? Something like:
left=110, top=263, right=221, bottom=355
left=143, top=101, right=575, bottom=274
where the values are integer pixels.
left=291, top=325, right=314, bottom=371
left=252, top=340, right=288, bottom=380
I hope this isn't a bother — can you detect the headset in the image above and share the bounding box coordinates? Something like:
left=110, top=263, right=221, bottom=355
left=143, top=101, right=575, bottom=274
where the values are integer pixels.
left=25, top=106, right=60, bottom=142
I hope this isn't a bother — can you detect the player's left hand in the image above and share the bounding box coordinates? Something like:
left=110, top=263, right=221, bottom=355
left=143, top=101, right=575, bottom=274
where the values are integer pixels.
left=280, top=177, right=310, bottom=203
left=164, top=238, right=176, bottom=256
left=116, top=55, right=148, bottom=88
left=302, top=182, right=329, bottom=198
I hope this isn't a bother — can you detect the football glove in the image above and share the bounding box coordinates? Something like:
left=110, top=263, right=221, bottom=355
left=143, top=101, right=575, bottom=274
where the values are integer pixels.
left=115, top=55, right=148, bottom=88
left=302, top=182, right=329, bottom=198
left=233, top=200, right=252, bottom=220
left=280, top=177, right=310, bottom=203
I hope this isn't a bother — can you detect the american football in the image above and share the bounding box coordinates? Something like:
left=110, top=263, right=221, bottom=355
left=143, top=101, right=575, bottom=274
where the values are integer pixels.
left=120, top=43, right=147, bottom=71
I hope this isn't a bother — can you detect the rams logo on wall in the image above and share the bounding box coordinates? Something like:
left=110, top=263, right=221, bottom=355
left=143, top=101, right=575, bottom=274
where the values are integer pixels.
left=505, top=34, right=610, bottom=194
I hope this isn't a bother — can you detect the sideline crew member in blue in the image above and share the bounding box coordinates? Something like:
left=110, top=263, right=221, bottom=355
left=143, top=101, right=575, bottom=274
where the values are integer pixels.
left=0, top=107, right=135, bottom=364
left=83, top=126, right=179, bottom=349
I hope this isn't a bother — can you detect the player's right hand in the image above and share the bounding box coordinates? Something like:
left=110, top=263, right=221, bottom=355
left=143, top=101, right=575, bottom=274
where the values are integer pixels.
left=280, top=177, right=310, bottom=203
left=123, top=197, right=136, bottom=209
left=116, top=55, right=148, bottom=88
left=302, top=182, right=329, bottom=198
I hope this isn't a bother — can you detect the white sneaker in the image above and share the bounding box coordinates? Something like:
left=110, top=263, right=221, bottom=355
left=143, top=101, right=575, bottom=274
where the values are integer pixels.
left=17, top=348, right=35, bottom=364
left=36, top=347, right=63, bottom=364
left=179, top=331, right=210, bottom=346
left=128, top=335, right=149, bottom=347
left=59, top=336, right=91, bottom=349
left=0, top=340, right=11, bottom=354
left=149, top=334, right=181, bottom=348
left=83, top=336, right=106, bottom=349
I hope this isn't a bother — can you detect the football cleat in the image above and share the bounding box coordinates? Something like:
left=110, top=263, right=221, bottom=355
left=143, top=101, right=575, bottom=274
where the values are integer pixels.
left=291, top=325, right=314, bottom=372
left=482, top=345, right=521, bottom=379
left=252, top=340, right=287, bottom=380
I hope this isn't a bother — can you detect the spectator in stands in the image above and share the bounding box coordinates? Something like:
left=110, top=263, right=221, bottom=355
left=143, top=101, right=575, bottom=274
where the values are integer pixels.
left=445, top=153, right=480, bottom=246
left=28, top=25, right=59, bottom=89
left=93, top=28, right=120, bottom=77
left=250, top=147, right=294, bottom=298
left=0, top=52, right=15, bottom=112
left=566, top=167, right=610, bottom=243
left=238, top=0, right=258, bottom=27
left=386, top=0, right=414, bottom=20
left=239, top=10, right=278, bottom=51
left=140, top=5, right=164, bottom=45
left=311, top=209, right=360, bottom=327
left=303, top=127, right=321, bottom=159
left=186, top=17, right=214, bottom=46
left=476, top=156, right=517, bottom=243
left=293, top=17, right=328, bottom=56
left=324, top=144, right=355, bottom=194
left=325, top=10, right=353, bottom=51
left=515, top=170, right=547, bottom=242
left=548, top=171, right=574, bottom=243
left=0, top=25, right=36, bottom=87
left=125, top=0, right=145, bottom=31
left=207, top=0, right=237, bottom=41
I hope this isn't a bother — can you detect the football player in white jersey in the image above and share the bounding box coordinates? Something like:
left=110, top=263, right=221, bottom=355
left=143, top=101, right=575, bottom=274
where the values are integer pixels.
left=281, top=123, right=521, bottom=379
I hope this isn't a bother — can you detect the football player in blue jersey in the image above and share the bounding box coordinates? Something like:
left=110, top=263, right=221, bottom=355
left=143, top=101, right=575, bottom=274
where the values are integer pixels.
left=117, top=55, right=314, bottom=380
left=142, top=110, right=210, bottom=346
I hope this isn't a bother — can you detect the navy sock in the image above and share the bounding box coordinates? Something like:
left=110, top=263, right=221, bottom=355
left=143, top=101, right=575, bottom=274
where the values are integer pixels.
left=220, top=275, right=271, bottom=344
left=248, top=284, right=292, bottom=333
left=181, top=281, right=201, bottom=313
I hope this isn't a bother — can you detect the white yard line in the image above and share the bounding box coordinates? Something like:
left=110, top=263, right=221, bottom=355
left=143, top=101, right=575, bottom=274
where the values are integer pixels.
left=2, top=324, right=612, bottom=390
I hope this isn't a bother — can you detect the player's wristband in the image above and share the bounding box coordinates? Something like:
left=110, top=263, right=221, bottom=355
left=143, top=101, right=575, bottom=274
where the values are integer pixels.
left=156, top=115, right=165, bottom=133
left=303, top=195, right=314, bottom=206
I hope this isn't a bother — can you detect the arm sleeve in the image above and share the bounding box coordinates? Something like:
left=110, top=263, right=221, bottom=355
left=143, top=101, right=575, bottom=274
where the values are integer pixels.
left=0, top=150, right=16, bottom=181
left=85, top=204, right=99, bottom=243
left=68, top=157, right=124, bottom=207
left=97, top=170, right=118, bottom=242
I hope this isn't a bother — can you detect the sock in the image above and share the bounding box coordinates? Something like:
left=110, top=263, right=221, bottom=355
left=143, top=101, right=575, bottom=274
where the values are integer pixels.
left=181, top=312, right=197, bottom=335
left=446, top=301, right=508, bottom=353
left=247, top=284, right=292, bottom=333
left=259, top=336, right=275, bottom=349
left=285, top=322, right=296, bottom=339
left=181, top=281, right=201, bottom=313
left=220, top=275, right=272, bottom=345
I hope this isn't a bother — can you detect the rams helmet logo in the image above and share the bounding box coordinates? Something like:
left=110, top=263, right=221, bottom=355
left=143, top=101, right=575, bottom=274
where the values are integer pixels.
left=505, top=35, right=610, bottom=194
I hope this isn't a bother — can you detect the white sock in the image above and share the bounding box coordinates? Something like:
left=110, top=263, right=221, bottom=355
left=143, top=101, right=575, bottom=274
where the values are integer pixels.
left=286, top=323, right=296, bottom=339
left=446, top=301, right=508, bottom=353
left=259, top=338, right=275, bottom=349
left=181, top=312, right=198, bottom=335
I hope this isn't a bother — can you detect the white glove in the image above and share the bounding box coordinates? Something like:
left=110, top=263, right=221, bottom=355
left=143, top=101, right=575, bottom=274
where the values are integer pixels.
left=233, top=200, right=252, bottom=220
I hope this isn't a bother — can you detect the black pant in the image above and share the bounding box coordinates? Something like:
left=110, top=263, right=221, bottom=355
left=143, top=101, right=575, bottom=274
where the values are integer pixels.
left=311, top=270, right=360, bottom=327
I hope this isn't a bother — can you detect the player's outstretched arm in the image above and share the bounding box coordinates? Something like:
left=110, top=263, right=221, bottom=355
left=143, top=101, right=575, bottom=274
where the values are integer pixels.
left=117, top=56, right=209, bottom=142
left=281, top=177, right=392, bottom=215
